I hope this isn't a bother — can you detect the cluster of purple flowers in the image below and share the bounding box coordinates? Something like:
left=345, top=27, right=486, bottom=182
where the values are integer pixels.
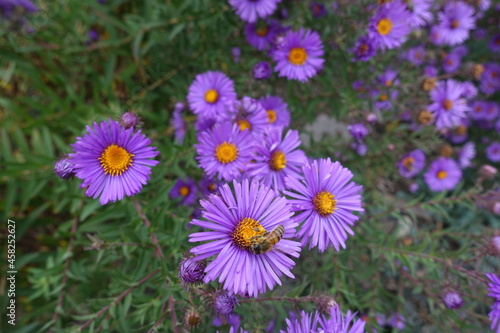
left=487, top=273, right=500, bottom=332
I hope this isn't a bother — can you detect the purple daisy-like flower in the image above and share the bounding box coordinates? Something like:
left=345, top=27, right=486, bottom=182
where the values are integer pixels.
left=427, top=79, right=469, bottom=129
left=244, top=20, right=279, bottom=51
left=247, top=127, right=306, bottom=193
left=272, top=28, right=324, bottom=82
left=457, top=141, right=475, bottom=168
left=350, top=34, right=378, bottom=62
left=398, top=149, right=426, bottom=178
left=253, top=62, right=272, bottom=80
left=442, top=52, right=461, bottom=73
left=424, top=65, right=438, bottom=77
left=488, top=273, right=500, bottom=300
left=281, top=307, right=365, bottom=333
left=69, top=119, right=159, bottom=205
left=285, top=158, right=364, bottom=252
left=424, top=157, right=462, bottom=192
left=480, top=63, right=500, bottom=95
left=195, top=122, right=254, bottom=181
left=228, top=0, right=282, bottom=23
left=406, top=45, right=426, bottom=66
left=489, top=34, right=500, bottom=53
left=258, top=95, right=291, bottom=128
left=377, top=69, right=399, bottom=88
left=368, top=0, right=411, bottom=51
left=169, top=177, right=197, bottom=205
left=189, top=179, right=301, bottom=297
left=199, top=176, right=222, bottom=197
left=223, top=97, right=270, bottom=137
left=310, top=2, right=327, bottom=18
left=187, top=71, right=237, bottom=119
left=485, top=102, right=500, bottom=121
left=388, top=313, right=406, bottom=330
left=490, top=301, right=500, bottom=333
left=408, top=0, right=433, bottom=28
left=470, top=100, right=489, bottom=121
left=486, top=142, right=500, bottom=162
left=436, top=1, right=476, bottom=46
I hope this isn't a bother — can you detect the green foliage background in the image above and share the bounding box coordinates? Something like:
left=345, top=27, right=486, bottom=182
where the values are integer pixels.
left=0, top=0, right=499, bottom=332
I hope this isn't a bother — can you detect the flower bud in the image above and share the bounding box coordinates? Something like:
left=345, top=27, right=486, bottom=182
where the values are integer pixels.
left=212, top=291, right=239, bottom=315
left=472, top=64, right=484, bottom=80
left=315, top=295, right=337, bottom=314
left=479, top=165, right=498, bottom=180
left=183, top=307, right=201, bottom=328
left=120, top=111, right=140, bottom=128
left=439, top=144, right=453, bottom=157
left=442, top=288, right=463, bottom=309
left=54, top=158, right=75, bottom=179
left=488, top=236, right=500, bottom=256
left=422, top=77, right=437, bottom=91
left=417, top=110, right=433, bottom=125
left=178, top=256, right=206, bottom=289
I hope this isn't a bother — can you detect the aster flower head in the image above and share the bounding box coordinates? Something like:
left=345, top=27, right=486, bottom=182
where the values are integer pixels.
left=272, top=28, right=324, bottom=82
left=427, top=79, right=469, bottom=129
left=54, top=157, right=75, bottom=179
left=480, top=63, right=500, bottom=95
left=349, top=34, right=378, bottom=62
left=212, top=291, right=239, bottom=315
left=179, top=255, right=207, bottom=289
left=377, top=69, right=399, bottom=88
left=195, top=122, right=254, bottom=181
left=223, top=97, right=269, bottom=137
left=259, top=95, right=291, bottom=128
left=247, top=127, right=307, bottom=193
left=442, top=52, right=461, bottom=73
left=253, top=61, right=272, bottom=80
left=187, top=71, right=237, bottom=119
left=199, top=176, right=222, bottom=197
left=169, top=177, right=197, bottom=205
left=120, top=111, right=140, bottom=128
left=189, top=179, right=301, bottom=297
left=407, top=0, right=433, bottom=28
left=486, top=142, right=500, bottom=162
left=457, top=141, right=475, bottom=168
left=436, top=1, right=476, bottom=46
left=488, top=273, right=500, bottom=300
left=244, top=20, right=279, bottom=51
left=368, top=0, right=411, bottom=51
left=489, top=34, right=500, bottom=53
left=397, top=149, right=426, bottom=178
left=424, top=157, right=462, bottom=192
left=490, top=301, right=500, bottom=333
left=285, top=158, right=364, bottom=252
left=406, top=45, right=426, bottom=66
left=388, top=313, right=406, bottom=330
left=281, top=307, right=365, bottom=333
left=228, top=0, right=282, bottom=23
left=347, top=123, right=368, bottom=141
left=442, top=288, right=463, bottom=309
left=310, top=2, right=327, bottom=18
left=69, top=119, right=159, bottom=205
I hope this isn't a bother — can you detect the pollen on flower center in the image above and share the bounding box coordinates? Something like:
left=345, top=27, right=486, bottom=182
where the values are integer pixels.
left=215, top=141, right=238, bottom=164
left=402, top=156, right=415, bottom=170
left=450, top=19, right=459, bottom=29
left=237, top=119, right=252, bottom=131
left=288, top=47, right=308, bottom=65
left=359, top=44, right=369, bottom=55
left=442, top=99, right=453, bottom=111
left=313, top=191, right=337, bottom=216
left=269, top=150, right=287, bottom=171
left=385, top=80, right=392, bottom=87
left=437, top=170, right=447, bottom=179
left=379, top=94, right=388, bottom=101
left=267, top=110, right=277, bottom=124
left=231, top=217, right=266, bottom=249
left=99, top=144, right=134, bottom=176
left=179, top=186, right=190, bottom=196
left=205, top=89, right=219, bottom=103
left=377, top=18, right=393, bottom=35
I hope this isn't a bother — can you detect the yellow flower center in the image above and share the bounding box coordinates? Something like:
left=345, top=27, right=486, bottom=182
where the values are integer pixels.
left=437, top=170, right=447, bottom=179
left=313, top=191, right=337, bottom=216
left=385, top=80, right=392, bottom=87
left=267, top=110, right=277, bottom=124
left=442, top=99, right=453, bottom=111
left=99, top=144, right=134, bottom=176
left=379, top=94, right=388, bottom=101
left=256, top=26, right=269, bottom=37
left=377, top=18, right=393, bottom=35
left=231, top=217, right=266, bottom=249
left=205, top=89, right=219, bottom=104
left=237, top=119, right=252, bottom=131
left=215, top=141, right=238, bottom=164
left=179, top=186, right=190, bottom=196
left=269, top=150, right=287, bottom=171
left=402, top=156, right=414, bottom=170
left=288, top=47, right=308, bottom=65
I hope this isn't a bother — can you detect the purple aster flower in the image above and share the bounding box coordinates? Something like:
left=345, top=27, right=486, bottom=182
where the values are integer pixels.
left=244, top=20, right=279, bottom=51
left=373, top=89, right=398, bottom=111
left=195, top=122, right=254, bottom=181
left=222, top=97, right=269, bottom=137
left=69, top=119, right=159, bottom=205
left=171, top=106, right=187, bottom=145
left=231, top=47, right=241, bottom=63
left=406, top=45, right=426, bottom=66
left=189, top=179, right=301, bottom=297
left=285, top=158, right=364, bottom=252
left=199, top=176, right=221, bottom=197
left=272, top=28, right=324, bottom=82
left=457, top=141, right=475, bottom=168
left=281, top=307, right=365, bottom=333
left=442, top=289, right=463, bottom=309
left=489, top=34, right=500, bottom=53
left=377, top=69, right=399, bottom=87
left=470, top=100, right=489, bottom=121
left=442, top=52, right=461, bottom=73
left=179, top=255, right=207, bottom=289
left=368, top=0, right=411, bottom=51
left=490, top=301, right=500, bottom=333
left=452, top=44, right=468, bottom=57
left=0, top=0, right=38, bottom=16
left=485, top=102, right=500, bottom=121
left=424, top=65, right=438, bottom=77
left=258, top=95, right=291, bottom=128
left=187, top=71, right=237, bottom=119
left=424, top=157, right=462, bottom=192
left=486, top=142, right=500, bottom=162
left=347, top=123, right=368, bottom=141
left=407, top=0, right=433, bottom=28
left=253, top=61, right=272, bottom=80
left=388, top=313, right=406, bottom=330
left=427, top=79, right=469, bottom=129
left=430, top=25, right=445, bottom=45
left=120, top=111, right=140, bottom=128
left=169, top=177, right=197, bottom=205
left=398, top=149, right=426, bottom=178
left=488, top=273, right=500, bottom=300
left=477, top=0, right=491, bottom=11
left=247, top=127, right=306, bottom=193
left=480, top=63, right=500, bottom=94
left=54, top=157, right=75, bottom=179
left=310, top=2, right=327, bottom=18
left=460, top=81, right=478, bottom=99
left=228, top=0, right=282, bottom=23
left=195, top=115, right=218, bottom=133
left=349, top=34, right=378, bottom=62
left=436, top=1, right=476, bottom=46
